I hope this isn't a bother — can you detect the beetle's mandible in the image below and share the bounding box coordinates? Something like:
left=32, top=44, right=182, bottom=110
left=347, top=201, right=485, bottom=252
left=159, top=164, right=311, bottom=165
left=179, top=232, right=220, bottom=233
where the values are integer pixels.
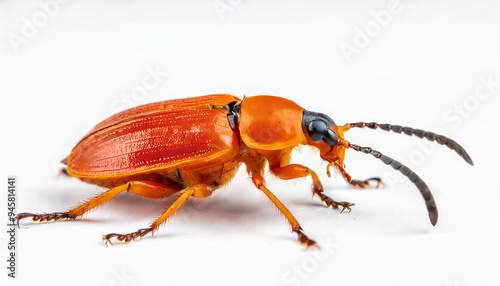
left=15, top=94, right=473, bottom=248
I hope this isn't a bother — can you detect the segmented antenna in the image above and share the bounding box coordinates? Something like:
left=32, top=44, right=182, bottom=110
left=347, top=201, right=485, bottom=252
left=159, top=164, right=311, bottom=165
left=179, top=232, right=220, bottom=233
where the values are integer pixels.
left=349, top=122, right=474, bottom=166
left=349, top=143, right=438, bottom=226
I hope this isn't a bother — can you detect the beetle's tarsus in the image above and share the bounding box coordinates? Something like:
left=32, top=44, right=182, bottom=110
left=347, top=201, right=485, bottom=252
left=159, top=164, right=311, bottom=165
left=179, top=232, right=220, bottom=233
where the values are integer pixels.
left=313, top=190, right=355, bottom=213
left=350, top=177, right=383, bottom=189
left=14, top=212, right=74, bottom=227
left=102, top=228, right=153, bottom=245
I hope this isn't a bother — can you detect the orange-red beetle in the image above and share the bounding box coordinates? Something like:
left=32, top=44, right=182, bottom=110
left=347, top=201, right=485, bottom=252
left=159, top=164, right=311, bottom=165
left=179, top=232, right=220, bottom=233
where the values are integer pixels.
left=15, top=94, right=473, bottom=248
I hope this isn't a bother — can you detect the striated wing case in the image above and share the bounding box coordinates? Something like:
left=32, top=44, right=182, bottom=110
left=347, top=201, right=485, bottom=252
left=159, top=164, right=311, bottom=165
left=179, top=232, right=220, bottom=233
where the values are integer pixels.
left=67, top=94, right=241, bottom=178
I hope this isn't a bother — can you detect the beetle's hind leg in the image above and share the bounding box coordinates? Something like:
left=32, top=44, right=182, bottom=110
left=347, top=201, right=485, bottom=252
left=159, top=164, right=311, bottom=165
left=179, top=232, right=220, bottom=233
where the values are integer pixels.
left=102, top=183, right=216, bottom=245
left=15, top=212, right=74, bottom=226
left=14, top=181, right=182, bottom=227
left=269, top=164, right=355, bottom=213
left=14, top=183, right=131, bottom=227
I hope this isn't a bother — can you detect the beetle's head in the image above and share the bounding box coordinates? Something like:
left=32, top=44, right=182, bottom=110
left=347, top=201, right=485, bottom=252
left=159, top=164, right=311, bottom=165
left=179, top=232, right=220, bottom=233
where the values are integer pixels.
left=301, top=110, right=349, bottom=176
left=303, top=110, right=474, bottom=226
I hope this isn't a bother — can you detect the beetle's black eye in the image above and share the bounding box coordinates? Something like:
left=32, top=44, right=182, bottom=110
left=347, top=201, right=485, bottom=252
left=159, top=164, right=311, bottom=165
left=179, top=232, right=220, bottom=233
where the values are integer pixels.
left=308, top=121, right=328, bottom=142
left=323, top=129, right=338, bottom=146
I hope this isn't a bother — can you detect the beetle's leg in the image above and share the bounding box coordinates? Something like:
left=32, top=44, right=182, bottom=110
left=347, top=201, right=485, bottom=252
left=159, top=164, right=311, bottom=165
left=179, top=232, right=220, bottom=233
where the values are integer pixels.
left=333, top=163, right=383, bottom=189
left=14, top=212, right=74, bottom=226
left=251, top=172, right=318, bottom=249
left=125, top=180, right=183, bottom=199
left=350, top=177, right=383, bottom=188
left=15, top=181, right=182, bottom=227
left=102, top=184, right=216, bottom=245
left=269, top=164, right=354, bottom=213
left=14, top=183, right=130, bottom=226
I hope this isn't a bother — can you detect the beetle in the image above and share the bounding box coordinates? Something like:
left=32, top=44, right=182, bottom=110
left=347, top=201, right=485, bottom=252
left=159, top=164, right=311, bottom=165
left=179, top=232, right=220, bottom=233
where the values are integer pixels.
left=15, top=94, right=473, bottom=248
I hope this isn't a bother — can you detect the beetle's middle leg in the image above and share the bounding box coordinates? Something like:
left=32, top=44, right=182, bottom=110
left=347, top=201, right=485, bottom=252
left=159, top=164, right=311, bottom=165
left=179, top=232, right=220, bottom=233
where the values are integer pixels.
left=251, top=172, right=318, bottom=249
left=102, top=183, right=217, bottom=245
left=269, top=164, right=354, bottom=213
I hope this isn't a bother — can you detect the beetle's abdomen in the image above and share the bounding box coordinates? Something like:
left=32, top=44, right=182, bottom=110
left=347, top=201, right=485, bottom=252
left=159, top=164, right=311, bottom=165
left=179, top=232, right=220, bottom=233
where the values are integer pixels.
left=67, top=107, right=239, bottom=178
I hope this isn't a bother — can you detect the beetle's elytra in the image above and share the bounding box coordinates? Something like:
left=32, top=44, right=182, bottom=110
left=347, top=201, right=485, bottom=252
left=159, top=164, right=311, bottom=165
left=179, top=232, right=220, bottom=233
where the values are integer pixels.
left=15, top=94, right=473, bottom=248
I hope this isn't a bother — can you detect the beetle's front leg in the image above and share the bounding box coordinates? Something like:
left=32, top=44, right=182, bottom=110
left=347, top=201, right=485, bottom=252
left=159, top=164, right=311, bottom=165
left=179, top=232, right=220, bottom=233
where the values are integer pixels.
left=329, top=162, right=383, bottom=189
left=269, top=164, right=354, bottom=213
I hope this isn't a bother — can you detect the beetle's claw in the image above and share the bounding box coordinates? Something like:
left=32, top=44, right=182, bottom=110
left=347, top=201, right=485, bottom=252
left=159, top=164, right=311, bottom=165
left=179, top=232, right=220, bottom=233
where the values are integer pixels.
left=12, top=216, right=20, bottom=228
left=338, top=202, right=355, bottom=213
left=294, top=227, right=320, bottom=250
left=102, top=235, right=114, bottom=246
left=312, top=184, right=323, bottom=195
left=305, top=240, right=320, bottom=250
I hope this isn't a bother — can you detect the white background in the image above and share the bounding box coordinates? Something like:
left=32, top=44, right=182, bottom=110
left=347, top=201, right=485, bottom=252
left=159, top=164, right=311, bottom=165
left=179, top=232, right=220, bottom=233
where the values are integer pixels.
left=1, top=1, right=499, bottom=285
